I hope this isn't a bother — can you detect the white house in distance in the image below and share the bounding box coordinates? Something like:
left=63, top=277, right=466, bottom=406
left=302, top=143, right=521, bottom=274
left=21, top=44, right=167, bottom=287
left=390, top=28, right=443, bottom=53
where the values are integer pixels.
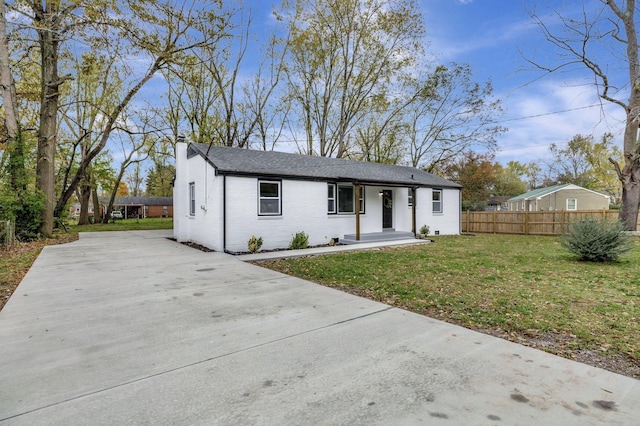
left=173, top=141, right=462, bottom=253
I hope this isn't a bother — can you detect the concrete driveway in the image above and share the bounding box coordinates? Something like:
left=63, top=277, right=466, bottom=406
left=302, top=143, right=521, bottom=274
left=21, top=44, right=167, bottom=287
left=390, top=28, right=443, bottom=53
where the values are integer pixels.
left=1, top=230, right=638, bottom=425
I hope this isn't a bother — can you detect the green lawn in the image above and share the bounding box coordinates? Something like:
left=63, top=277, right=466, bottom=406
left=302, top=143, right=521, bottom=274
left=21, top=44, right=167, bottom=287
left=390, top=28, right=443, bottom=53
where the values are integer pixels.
left=257, top=234, right=640, bottom=364
left=68, top=217, right=173, bottom=232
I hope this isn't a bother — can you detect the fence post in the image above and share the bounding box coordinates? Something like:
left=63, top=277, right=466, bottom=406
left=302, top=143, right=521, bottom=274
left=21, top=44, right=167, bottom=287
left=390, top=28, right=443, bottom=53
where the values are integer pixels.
left=467, top=209, right=470, bottom=233
left=493, top=210, right=497, bottom=234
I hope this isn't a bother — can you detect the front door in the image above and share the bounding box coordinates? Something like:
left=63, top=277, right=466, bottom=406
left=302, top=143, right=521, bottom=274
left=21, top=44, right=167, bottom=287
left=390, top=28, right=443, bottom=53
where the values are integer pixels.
left=382, top=190, right=393, bottom=229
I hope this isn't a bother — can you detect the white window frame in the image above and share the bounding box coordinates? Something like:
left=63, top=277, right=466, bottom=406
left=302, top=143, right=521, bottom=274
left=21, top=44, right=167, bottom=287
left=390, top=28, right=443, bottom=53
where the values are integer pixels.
left=258, top=180, right=281, bottom=216
left=408, top=188, right=414, bottom=207
left=432, top=189, right=443, bottom=214
left=566, top=198, right=577, bottom=211
left=189, top=182, right=195, bottom=216
left=328, top=183, right=336, bottom=214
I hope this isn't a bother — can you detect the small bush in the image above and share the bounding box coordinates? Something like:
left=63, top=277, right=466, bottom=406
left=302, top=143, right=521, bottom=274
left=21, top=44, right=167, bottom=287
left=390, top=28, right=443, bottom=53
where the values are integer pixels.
left=560, top=217, right=632, bottom=262
left=289, top=231, right=309, bottom=250
left=247, top=235, right=263, bottom=253
left=0, top=191, right=44, bottom=241
left=419, top=224, right=430, bottom=235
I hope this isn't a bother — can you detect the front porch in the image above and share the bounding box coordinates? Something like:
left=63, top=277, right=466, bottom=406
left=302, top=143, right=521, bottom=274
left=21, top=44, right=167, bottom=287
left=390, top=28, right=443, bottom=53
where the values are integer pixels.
left=340, top=230, right=415, bottom=245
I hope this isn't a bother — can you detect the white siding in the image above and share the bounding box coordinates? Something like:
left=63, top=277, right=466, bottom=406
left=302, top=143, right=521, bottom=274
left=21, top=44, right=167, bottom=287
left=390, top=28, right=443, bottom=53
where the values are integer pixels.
left=225, top=179, right=390, bottom=252
left=174, top=144, right=224, bottom=250
left=414, top=187, right=460, bottom=236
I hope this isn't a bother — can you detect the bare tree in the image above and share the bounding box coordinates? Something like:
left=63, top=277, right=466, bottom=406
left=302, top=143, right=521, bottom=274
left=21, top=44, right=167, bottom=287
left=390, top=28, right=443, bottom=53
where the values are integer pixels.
left=405, top=63, right=505, bottom=173
left=55, top=0, right=228, bottom=218
left=530, top=0, right=640, bottom=229
left=281, top=0, right=424, bottom=157
left=102, top=110, right=159, bottom=222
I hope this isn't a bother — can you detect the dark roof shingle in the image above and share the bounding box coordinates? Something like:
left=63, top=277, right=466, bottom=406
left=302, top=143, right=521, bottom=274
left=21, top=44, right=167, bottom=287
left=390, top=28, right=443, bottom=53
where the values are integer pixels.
left=188, top=144, right=461, bottom=188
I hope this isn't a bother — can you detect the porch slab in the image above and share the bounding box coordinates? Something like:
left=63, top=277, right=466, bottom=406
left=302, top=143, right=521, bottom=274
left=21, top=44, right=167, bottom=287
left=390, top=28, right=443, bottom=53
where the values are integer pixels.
left=341, top=231, right=416, bottom=244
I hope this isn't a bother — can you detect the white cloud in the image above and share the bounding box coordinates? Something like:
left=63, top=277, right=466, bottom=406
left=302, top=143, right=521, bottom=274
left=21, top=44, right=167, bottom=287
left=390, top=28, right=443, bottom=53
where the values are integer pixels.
left=495, top=79, right=626, bottom=164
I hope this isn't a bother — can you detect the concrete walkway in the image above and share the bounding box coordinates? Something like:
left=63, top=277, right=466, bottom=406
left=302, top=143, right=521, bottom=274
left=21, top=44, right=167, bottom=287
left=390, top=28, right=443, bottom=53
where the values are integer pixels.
left=0, top=230, right=638, bottom=425
left=237, top=238, right=430, bottom=261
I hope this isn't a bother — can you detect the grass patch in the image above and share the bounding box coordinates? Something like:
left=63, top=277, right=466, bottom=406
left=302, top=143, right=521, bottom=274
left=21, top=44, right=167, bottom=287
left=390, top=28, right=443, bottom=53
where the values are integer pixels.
left=68, top=217, right=173, bottom=232
left=257, top=234, right=640, bottom=376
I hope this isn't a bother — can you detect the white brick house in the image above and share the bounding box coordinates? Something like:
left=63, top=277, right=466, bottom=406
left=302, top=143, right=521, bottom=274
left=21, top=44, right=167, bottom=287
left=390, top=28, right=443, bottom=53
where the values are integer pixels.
left=173, top=142, right=462, bottom=253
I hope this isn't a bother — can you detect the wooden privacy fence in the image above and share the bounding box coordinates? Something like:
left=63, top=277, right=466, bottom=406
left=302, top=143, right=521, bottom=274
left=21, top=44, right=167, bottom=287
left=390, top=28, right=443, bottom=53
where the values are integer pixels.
left=461, top=210, right=632, bottom=236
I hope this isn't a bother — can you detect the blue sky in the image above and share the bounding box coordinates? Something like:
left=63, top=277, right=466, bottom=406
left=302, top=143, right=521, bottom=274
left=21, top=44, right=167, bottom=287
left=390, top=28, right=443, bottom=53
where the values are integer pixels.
left=133, top=0, right=624, bottom=167
left=417, top=0, right=624, bottom=164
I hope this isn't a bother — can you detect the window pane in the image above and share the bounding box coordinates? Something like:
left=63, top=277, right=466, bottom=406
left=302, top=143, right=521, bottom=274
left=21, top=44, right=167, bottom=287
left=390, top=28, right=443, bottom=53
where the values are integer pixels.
left=260, top=199, right=280, bottom=214
left=432, top=189, right=442, bottom=213
left=260, top=182, right=279, bottom=198
left=189, top=183, right=195, bottom=215
left=338, top=186, right=354, bottom=213
left=328, top=199, right=335, bottom=212
left=328, top=184, right=334, bottom=198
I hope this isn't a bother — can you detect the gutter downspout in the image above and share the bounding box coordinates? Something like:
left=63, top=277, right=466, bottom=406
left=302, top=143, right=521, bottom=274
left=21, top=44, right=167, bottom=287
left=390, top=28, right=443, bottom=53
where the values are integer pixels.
left=411, top=187, right=417, bottom=235
left=355, top=184, right=360, bottom=241
left=223, top=175, right=228, bottom=253
left=459, top=189, right=463, bottom=234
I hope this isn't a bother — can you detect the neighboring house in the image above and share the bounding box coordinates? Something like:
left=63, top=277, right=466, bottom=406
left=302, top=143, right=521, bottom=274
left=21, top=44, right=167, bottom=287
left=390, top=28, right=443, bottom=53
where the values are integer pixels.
left=485, top=196, right=511, bottom=212
left=69, top=202, right=95, bottom=218
left=173, top=142, right=462, bottom=253
left=99, top=196, right=173, bottom=219
left=507, top=184, right=610, bottom=212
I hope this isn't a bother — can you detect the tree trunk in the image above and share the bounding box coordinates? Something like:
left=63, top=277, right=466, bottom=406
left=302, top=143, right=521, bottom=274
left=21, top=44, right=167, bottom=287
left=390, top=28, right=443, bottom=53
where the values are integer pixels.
left=35, top=5, right=62, bottom=236
left=77, top=150, right=92, bottom=225
left=103, top=168, right=127, bottom=224
left=77, top=164, right=93, bottom=226
left=0, top=0, right=25, bottom=193
left=92, top=187, right=101, bottom=223
left=618, top=163, right=640, bottom=230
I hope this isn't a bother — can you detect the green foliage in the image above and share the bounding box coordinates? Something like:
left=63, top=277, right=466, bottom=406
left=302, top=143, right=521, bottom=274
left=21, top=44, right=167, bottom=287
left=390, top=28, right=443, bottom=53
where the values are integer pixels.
left=560, top=218, right=632, bottom=262
left=419, top=224, right=429, bottom=235
left=247, top=235, right=263, bottom=253
left=0, top=191, right=44, bottom=241
left=288, top=231, right=309, bottom=250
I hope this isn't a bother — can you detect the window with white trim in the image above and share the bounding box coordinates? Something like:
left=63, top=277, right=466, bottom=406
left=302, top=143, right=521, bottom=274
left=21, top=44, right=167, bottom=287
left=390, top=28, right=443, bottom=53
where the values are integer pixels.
left=567, top=198, right=577, bottom=210
left=408, top=188, right=414, bottom=207
left=189, top=182, right=195, bottom=216
left=336, top=184, right=365, bottom=214
left=258, top=180, right=281, bottom=215
left=432, top=189, right=442, bottom=213
left=328, top=184, right=336, bottom=213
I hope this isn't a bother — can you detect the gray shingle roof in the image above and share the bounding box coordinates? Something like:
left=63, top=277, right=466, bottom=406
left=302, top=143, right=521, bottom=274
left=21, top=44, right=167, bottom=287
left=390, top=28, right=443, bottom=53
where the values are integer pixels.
left=188, top=143, right=461, bottom=189
left=99, top=196, right=173, bottom=206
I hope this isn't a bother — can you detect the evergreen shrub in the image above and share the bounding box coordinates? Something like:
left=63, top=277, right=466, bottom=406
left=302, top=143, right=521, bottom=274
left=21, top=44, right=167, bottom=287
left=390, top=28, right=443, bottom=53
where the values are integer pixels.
left=288, top=231, right=309, bottom=250
left=560, top=217, right=632, bottom=262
